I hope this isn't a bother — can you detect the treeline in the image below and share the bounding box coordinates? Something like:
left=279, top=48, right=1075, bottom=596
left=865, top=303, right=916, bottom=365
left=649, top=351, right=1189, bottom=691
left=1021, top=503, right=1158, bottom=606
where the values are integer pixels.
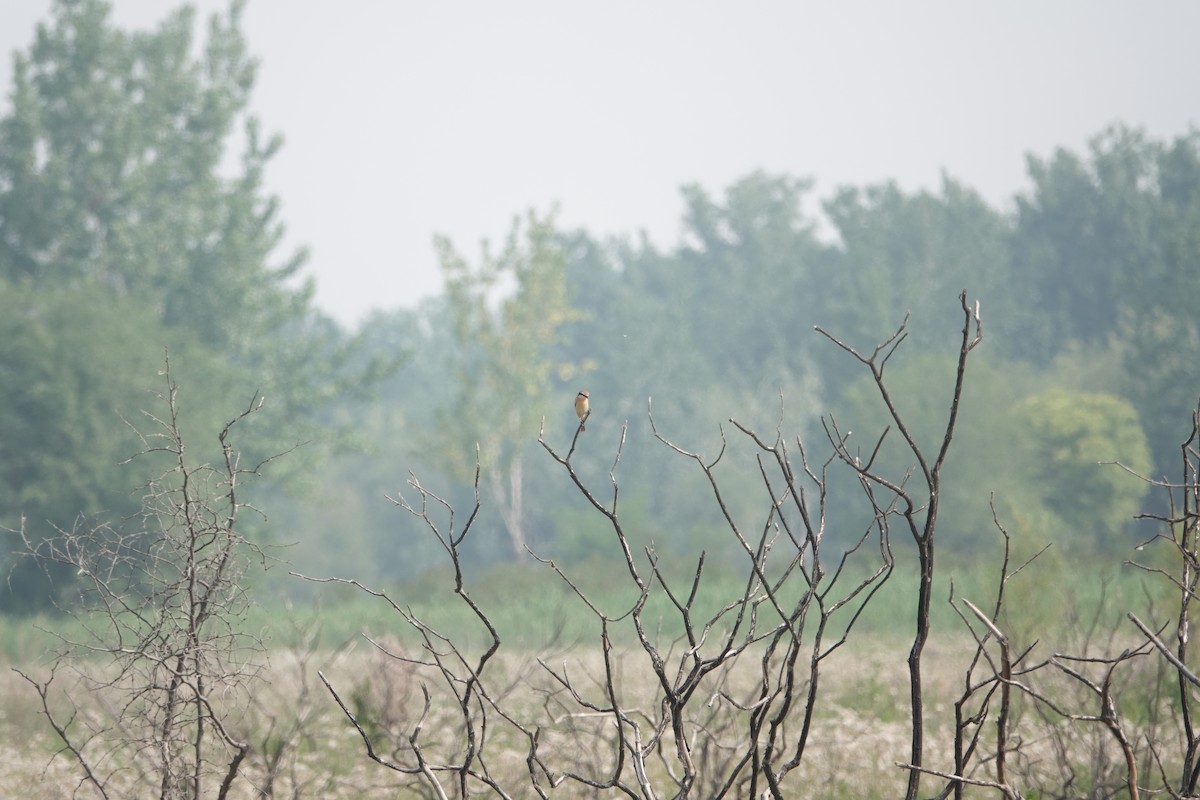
left=323, top=126, right=1198, bottom=588
left=2, top=0, right=1198, bottom=611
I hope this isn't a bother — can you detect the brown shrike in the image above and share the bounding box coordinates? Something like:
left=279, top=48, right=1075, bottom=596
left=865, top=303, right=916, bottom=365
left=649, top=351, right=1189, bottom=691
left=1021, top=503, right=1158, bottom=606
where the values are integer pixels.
left=575, top=390, right=590, bottom=431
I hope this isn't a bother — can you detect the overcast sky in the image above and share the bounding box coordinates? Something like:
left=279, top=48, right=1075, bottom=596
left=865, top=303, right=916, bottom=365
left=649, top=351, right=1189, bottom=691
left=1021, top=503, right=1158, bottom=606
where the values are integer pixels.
left=2, top=1, right=1198, bottom=327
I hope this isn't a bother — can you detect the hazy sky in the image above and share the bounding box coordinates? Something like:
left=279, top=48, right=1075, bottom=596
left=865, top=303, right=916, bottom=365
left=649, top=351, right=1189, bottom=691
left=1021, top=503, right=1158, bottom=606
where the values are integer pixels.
left=2, top=1, right=1198, bottom=327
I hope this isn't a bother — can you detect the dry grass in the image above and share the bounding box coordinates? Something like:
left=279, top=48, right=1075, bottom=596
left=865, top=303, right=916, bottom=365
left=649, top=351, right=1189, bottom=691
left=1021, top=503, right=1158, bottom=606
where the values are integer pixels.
left=3, top=629, right=1162, bottom=799
left=2, top=595, right=1190, bottom=800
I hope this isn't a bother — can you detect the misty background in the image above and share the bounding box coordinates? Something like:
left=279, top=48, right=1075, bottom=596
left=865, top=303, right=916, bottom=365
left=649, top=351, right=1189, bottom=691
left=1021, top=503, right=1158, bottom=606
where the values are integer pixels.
left=1, top=0, right=1198, bottom=613
left=3, top=1, right=1197, bottom=325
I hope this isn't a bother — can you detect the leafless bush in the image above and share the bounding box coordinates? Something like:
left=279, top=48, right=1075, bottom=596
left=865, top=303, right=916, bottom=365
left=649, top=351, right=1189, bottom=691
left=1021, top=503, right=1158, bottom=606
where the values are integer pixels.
left=299, top=464, right=552, bottom=798
left=295, top=295, right=1200, bottom=799
left=927, top=402, right=1200, bottom=800
left=817, top=290, right=982, bottom=800
left=12, top=359, right=281, bottom=800
left=310, top=294, right=992, bottom=798
left=936, top=503, right=1047, bottom=800
left=1125, top=399, right=1200, bottom=796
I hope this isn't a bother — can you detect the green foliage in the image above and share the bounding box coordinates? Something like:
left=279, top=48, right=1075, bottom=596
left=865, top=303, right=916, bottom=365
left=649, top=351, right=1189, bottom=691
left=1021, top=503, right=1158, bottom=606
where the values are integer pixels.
left=822, top=176, right=1014, bottom=361
left=0, top=0, right=381, bottom=612
left=1110, top=133, right=1200, bottom=469
left=0, top=283, right=165, bottom=610
left=1013, top=387, right=1150, bottom=551
left=1012, top=127, right=1159, bottom=361
left=371, top=130, right=1191, bottom=573
left=832, top=351, right=1151, bottom=555
left=1010, top=126, right=1200, bottom=478
left=831, top=352, right=1025, bottom=548
left=675, top=172, right=825, bottom=381
left=430, top=210, right=590, bottom=557
left=435, top=210, right=588, bottom=474
left=0, top=1, right=296, bottom=314
left=0, top=284, right=155, bottom=517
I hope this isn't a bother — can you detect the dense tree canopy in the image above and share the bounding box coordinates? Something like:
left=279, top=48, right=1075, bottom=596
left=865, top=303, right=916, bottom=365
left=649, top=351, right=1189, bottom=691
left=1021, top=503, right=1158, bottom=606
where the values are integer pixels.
left=0, top=0, right=379, bottom=611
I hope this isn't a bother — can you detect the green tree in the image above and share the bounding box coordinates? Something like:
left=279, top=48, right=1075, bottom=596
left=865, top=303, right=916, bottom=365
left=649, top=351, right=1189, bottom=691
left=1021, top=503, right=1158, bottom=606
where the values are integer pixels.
left=0, top=284, right=166, bottom=610
left=1012, top=126, right=1200, bottom=474
left=551, top=174, right=831, bottom=554
left=1011, top=126, right=1160, bottom=362
left=832, top=350, right=1030, bottom=550
left=1112, top=132, right=1200, bottom=474
left=831, top=347, right=1154, bottom=556
left=0, top=0, right=374, bottom=611
left=432, top=211, right=588, bottom=559
left=821, top=176, right=1016, bottom=365
left=0, top=1, right=305, bottom=317
left=672, top=172, right=827, bottom=394
left=1013, top=387, right=1151, bottom=552
left=564, top=172, right=828, bottom=410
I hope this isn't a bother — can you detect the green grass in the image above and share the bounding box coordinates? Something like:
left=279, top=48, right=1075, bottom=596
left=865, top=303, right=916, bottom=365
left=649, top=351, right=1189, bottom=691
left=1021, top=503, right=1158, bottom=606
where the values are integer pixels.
left=1, top=542, right=1173, bottom=666
left=0, top=612, right=88, bottom=666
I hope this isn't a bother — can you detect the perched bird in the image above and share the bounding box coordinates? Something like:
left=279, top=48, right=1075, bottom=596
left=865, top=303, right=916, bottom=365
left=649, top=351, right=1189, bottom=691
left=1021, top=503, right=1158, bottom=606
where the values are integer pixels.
left=575, top=390, right=590, bottom=431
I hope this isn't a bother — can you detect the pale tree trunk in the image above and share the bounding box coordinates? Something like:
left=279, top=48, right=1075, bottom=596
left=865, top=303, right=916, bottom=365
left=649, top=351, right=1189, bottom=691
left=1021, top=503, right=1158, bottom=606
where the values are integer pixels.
left=486, top=450, right=527, bottom=560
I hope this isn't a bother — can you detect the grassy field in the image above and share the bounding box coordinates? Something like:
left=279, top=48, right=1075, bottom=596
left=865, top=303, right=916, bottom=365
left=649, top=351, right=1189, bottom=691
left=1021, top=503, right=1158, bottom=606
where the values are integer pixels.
left=0, top=549, right=1184, bottom=798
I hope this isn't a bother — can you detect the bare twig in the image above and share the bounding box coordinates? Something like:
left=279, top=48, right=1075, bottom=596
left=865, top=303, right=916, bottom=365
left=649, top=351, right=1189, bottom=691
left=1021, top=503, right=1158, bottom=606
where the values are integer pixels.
left=16, top=357, right=273, bottom=798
